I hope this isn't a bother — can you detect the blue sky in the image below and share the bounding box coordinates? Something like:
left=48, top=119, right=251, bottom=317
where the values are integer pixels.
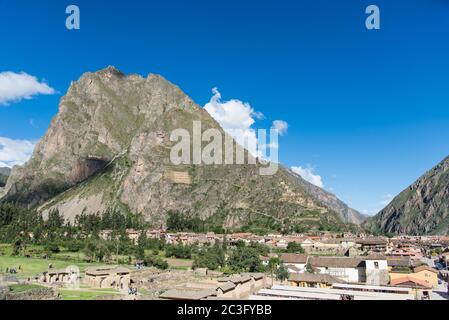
left=0, top=0, right=448, bottom=215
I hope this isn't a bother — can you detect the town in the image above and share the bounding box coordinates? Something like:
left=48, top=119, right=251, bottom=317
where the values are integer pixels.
left=1, top=226, right=448, bottom=300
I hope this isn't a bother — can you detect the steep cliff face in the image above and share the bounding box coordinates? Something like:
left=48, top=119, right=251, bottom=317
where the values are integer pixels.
left=0, top=167, right=11, bottom=188
left=366, top=156, right=449, bottom=235
left=1, top=67, right=361, bottom=230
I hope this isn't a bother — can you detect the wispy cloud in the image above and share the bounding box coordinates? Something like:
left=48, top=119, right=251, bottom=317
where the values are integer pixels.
left=0, top=137, right=36, bottom=168
left=0, top=71, right=55, bottom=106
left=291, top=166, right=324, bottom=188
left=272, top=120, right=288, bottom=136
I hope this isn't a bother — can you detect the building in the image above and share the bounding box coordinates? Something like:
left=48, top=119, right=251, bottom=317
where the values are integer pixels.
left=411, top=266, right=439, bottom=288
left=253, top=284, right=415, bottom=300
left=389, top=265, right=439, bottom=289
left=216, top=273, right=266, bottom=299
left=386, top=256, right=411, bottom=271
left=288, top=273, right=344, bottom=288
left=390, top=276, right=432, bottom=299
left=364, top=256, right=389, bottom=286
left=40, top=268, right=79, bottom=285
left=159, top=273, right=267, bottom=300
left=280, top=253, right=308, bottom=273
left=355, top=238, right=388, bottom=253
left=308, top=257, right=365, bottom=283
left=159, top=287, right=217, bottom=300
left=84, top=266, right=131, bottom=290
left=306, top=256, right=389, bottom=285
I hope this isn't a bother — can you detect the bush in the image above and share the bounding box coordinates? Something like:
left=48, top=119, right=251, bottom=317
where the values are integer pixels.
left=44, top=242, right=60, bottom=254
left=286, top=242, right=304, bottom=254
left=165, top=244, right=192, bottom=259
left=66, top=240, right=83, bottom=252
left=144, top=254, right=169, bottom=270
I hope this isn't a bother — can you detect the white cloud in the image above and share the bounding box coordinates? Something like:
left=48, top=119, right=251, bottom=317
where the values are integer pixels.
left=361, top=209, right=380, bottom=216
left=204, top=88, right=261, bottom=131
left=291, top=166, right=324, bottom=188
left=204, top=88, right=263, bottom=157
left=0, top=71, right=55, bottom=105
left=272, top=120, right=288, bottom=136
left=204, top=88, right=288, bottom=161
left=0, top=137, right=36, bottom=168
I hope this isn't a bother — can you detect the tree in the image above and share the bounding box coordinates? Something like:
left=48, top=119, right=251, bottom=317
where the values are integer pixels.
left=12, top=236, right=25, bottom=256
left=276, top=264, right=289, bottom=282
left=235, top=240, right=246, bottom=248
left=249, top=242, right=270, bottom=256
left=268, top=257, right=281, bottom=286
left=228, top=246, right=263, bottom=273
left=165, top=244, right=192, bottom=259
left=166, top=210, right=184, bottom=231
left=166, top=210, right=205, bottom=232
left=135, top=231, right=147, bottom=261
left=286, top=242, right=304, bottom=254
left=0, top=203, right=17, bottom=227
left=305, top=263, right=315, bottom=274
left=84, top=239, right=111, bottom=262
left=46, top=209, right=65, bottom=241
left=193, top=244, right=225, bottom=270
left=222, top=234, right=228, bottom=253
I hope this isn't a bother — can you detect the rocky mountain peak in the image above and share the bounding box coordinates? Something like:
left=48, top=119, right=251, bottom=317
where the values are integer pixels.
left=366, top=155, right=449, bottom=235
left=1, top=67, right=362, bottom=231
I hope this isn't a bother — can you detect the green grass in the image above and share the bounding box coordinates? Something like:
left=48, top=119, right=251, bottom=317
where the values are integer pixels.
left=89, top=288, right=119, bottom=293
left=9, top=283, right=45, bottom=293
left=59, top=289, right=118, bottom=300
left=0, top=255, right=102, bottom=278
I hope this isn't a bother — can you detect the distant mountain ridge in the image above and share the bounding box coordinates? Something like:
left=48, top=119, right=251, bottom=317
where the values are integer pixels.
left=1, top=67, right=362, bottom=231
left=288, top=168, right=367, bottom=225
left=366, top=155, right=449, bottom=235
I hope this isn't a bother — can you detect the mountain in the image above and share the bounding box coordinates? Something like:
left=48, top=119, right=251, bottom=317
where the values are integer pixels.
left=0, top=167, right=11, bottom=188
left=0, top=66, right=362, bottom=231
left=366, top=156, right=449, bottom=235
left=289, top=169, right=367, bottom=225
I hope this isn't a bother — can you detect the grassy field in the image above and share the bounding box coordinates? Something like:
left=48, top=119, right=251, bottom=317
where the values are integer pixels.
left=9, top=283, right=45, bottom=293
left=59, top=289, right=119, bottom=300
left=165, top=258, right=193, bottom=270
left=0, top=255, right=103, bottom=278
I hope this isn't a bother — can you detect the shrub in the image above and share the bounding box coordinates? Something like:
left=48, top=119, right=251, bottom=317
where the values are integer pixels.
left=144, top=254, right=168, bottom=270
left=44, top=242, right=61, bottom=254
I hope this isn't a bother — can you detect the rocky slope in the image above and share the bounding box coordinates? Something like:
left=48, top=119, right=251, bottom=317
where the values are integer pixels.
left=0, top=67, right=362, bottom=230
left=0, top=167, right=11, bottom=188
left=289, top=168, right=367, bottom=225
left=366, top=156, right=449, bottom=235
